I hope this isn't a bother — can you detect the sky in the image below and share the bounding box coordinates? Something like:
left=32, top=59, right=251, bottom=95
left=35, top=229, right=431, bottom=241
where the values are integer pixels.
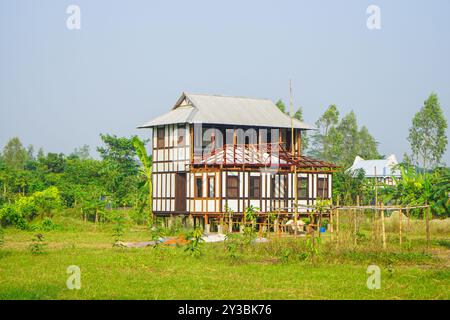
left=1, top=0, right=449, bottom=164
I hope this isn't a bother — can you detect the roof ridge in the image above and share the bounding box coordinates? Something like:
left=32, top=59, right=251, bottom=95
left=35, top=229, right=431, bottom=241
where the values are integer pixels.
left=185, top=92, right=272, bottom=101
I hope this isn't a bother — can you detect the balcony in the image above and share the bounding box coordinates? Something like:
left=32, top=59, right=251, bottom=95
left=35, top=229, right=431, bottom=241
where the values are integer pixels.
left=192, top=143, right=337, bottom=170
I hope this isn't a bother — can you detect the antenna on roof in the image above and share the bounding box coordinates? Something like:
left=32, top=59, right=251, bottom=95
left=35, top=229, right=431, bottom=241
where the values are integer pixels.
left=290, top=80, right=294, bottom=159
left=290, top=80, right=299, bottom=234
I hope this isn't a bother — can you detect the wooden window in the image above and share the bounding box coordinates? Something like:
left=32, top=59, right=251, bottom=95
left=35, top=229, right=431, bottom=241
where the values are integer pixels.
left=157, top=127, right=165, bottom=148
left=194, top=176, right=203, bottom=198
left=272, top=175, right=285, bottom=198
left=177, top=125, right=186, bottom=146
left=317, top=177, right=329, bottom=198
left=249, top=176, right=261, bottom=198
left=226, top=175, right=239, bottom=199
left=207, top=176, right=215, bottom=198
left=297, top=177, right=308, bottom=199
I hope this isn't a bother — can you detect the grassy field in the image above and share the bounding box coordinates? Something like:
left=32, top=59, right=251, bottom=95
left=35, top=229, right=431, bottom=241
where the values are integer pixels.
left=0, top=216, right=449, bottom=300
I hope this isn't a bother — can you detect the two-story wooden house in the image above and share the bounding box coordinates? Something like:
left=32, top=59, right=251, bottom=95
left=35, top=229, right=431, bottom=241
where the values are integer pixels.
left=138, top=92, right=337, bottom=231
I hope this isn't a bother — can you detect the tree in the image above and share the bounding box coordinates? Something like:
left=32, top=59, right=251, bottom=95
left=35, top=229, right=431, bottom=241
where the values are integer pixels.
left=2, top=137, right=28, bottom=170
left=309, top=106, right=380, bottom=167
left=357, top=126, right=379, bottom=160
left=70, top=145, right=91, bottom=160
left=132, top=136, right=153, bottom=225
left=309, top=105, right=340, bottom=161
left=275, top=99, right=286, bottom=113
left=408, top=93, right=448, bottom=169
left=294, top=107, right=309, bottom=153
left=97, top=134, right=139, bottom=206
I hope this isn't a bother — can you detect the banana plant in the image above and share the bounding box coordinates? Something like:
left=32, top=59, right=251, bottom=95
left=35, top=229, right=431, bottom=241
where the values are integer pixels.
left=132, top=136, right=153, bottom=225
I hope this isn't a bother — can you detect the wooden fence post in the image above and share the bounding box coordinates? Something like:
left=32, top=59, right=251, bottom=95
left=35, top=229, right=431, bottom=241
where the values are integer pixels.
left=426, top=205, right=430, bottom=249
left=381, top=203, right=386, bottom=249
left=407, top=207, right=411, bottom=233
left=399, top=208, right=402, bottom=246
left=336, top=199, right=340, bottom=243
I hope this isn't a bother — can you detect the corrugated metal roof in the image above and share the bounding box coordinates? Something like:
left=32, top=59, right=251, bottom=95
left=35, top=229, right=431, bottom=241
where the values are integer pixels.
left=348, top=154, right=401, bottom=177
left=138, top=92, right=316, bottom=130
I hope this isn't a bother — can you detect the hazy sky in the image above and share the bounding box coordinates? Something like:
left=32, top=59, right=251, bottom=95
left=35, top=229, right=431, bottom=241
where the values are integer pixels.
left=1, top=0, right=449, bottom=164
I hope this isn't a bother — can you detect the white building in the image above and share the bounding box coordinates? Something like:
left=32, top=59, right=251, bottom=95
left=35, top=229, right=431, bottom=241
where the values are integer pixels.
left=348, top=154, right=401, bottom=185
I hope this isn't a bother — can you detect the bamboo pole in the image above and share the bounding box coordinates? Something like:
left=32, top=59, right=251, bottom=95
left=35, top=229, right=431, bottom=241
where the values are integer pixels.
left=336, top=199, right=340, bottom=243
left=353, top=207, right=357, bottom=245
left=380, top=203, right=386, bottom=249
left=399, top=209, right=402, bottom=246
left=407, top=207, right=411, bottom=233
left=354, top=196, right=359, bottom=245
left=426, top=205, right=430, bottom=249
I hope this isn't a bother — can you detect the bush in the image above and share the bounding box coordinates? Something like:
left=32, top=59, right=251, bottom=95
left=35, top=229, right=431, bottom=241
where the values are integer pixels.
left=0, top=187, right=62, bottom=228
left=184, top=227, right=204, bottom=257
left=28, top=234, right=47, bottom=255
left=30, top=217, right=59, bottom=232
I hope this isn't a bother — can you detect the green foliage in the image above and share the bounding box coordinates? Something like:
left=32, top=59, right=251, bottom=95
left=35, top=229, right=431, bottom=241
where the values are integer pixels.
left=28, top=234, right=47, bottom=255
left=184, top=227, right=204, bottom=257
left=280, top=249, right=292, bottom=264
left=244, top=205, right=259, bottom=223
left=2, top=137, right=28, bottom=171
left=224, top=233, right=243, bottom=260
left=70, top=145, right=91, bottom=160
left=31, top=217, right=59, bottom=232
left=112, top=211, right=126, bottom=245
left=97, top=134, right=140, bottom=207
left=0, top=187, right=62, bottom=228
left=132, top=136, right=153, bottom=225
left=332, top=168, right=366, bottom=204
left=275, top=99, right=309, bottom=152
left=392, top=165, right=449, bottom=217
left=408, top=93, right=447, bottom=169
left=309, top=106, right=380, bottom=167
left=275, top=99, right=286, bottom=113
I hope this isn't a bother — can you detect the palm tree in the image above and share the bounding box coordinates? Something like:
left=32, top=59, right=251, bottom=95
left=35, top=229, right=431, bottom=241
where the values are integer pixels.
left=132, top=136, right=153, bottom=225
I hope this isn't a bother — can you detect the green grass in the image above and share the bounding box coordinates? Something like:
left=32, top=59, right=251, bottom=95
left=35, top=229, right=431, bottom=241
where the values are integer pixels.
left=0, top=219, right=449, bottom=300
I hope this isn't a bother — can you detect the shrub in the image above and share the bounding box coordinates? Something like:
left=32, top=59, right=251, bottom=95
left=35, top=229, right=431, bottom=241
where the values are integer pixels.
left=0, top=187, right=62, bottom=228
left=184, top=227, right=204, bottom=257
left=30, top=217, right=59, bottom=232
left=112, top=211, right=126, bottom=246
left=28, top=234, right=47, bottom=255
left=224, top=233, right=244, bottom=260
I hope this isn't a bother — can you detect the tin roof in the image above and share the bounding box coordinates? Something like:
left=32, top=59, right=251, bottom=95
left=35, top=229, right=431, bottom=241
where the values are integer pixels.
left=138, top=92, right=315, bottom=130
left=348, top=154, right=401, bottom=177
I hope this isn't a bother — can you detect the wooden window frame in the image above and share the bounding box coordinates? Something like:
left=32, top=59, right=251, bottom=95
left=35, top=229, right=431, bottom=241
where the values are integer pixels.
left=249, top=176, right=261, bottom=199
left=157, top=127, right=165, bottom=148
left=207, top=175, right=215, bottom=198
left=317, top=176, right=329, bottom=199
left=297, top=176, right=308, bottom=199
left=226, top=175, right=239, bottom=199
left=177, top=125, right=186, bottom=146
left=194, top=176, right=203, bottom=198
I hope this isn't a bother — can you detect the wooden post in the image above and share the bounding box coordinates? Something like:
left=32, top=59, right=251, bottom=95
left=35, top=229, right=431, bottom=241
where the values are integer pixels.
left=399, top=209, right=402, bottom=246
left=353, top=207, right=357, bottom=245
left=380, top=203, right=386, bottom=249
left=336, top=199, right=340, bottom=243
left=354, top=196, right=359, bottom=246
left=330, top=199, right=334, bottom=234
left=426, top=205, right=430, bottom=249
left=407, top=207, right=411, bottom=233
